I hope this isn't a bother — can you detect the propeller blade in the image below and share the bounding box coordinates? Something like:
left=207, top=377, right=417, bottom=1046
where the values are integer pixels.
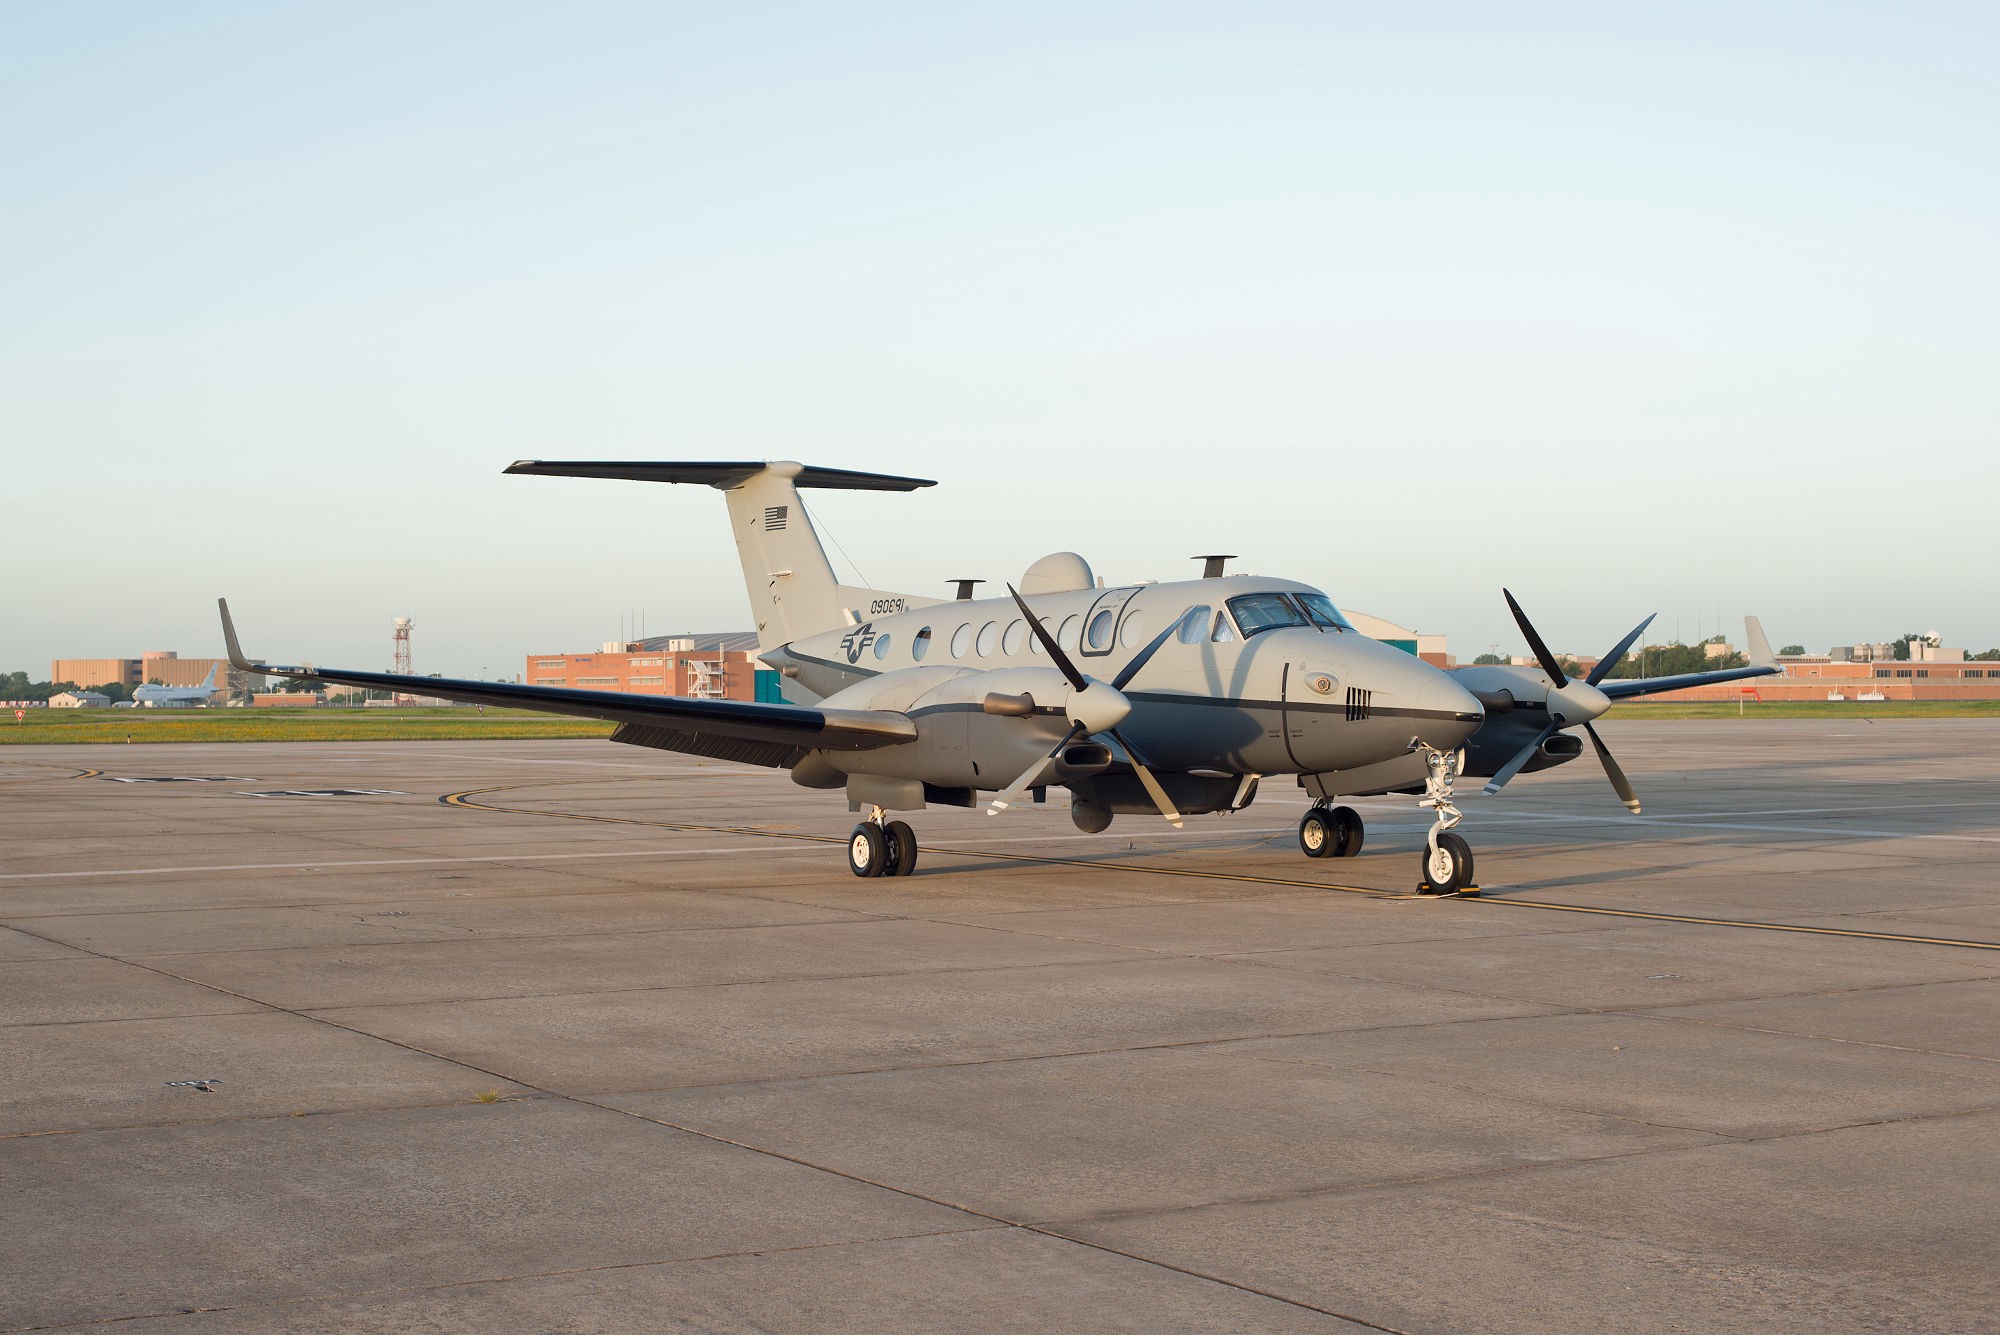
left=1503, top=589, right=1569, bottom=689
left=1584, top=722, right=1641, bottom=813
left=1109, top=617, right=1182, bottom=691
left=1007, top=584, right=1086, bottom=693
left=1586, top=613, right=1658, bottom=686
left=1107, top=728, right=1183, bottom=829
left=986, top=723, right=1084, bottom=815
left=1482, top=723, right=1556, bottom=796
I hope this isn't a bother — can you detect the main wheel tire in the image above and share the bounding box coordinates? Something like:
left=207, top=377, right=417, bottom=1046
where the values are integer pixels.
left=848, top=823, right=888, bottom=878
left=1299, top=809, right=1336, bottom=858
left=884, top=820, right=918, bottom=877
left=1330, top=806, right=1364, bottom=858
left=1418, top=831, right=1474, bottom=894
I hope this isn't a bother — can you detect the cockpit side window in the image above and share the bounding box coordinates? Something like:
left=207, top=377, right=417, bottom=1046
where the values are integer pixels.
left=1226, top=593, right=1309, bottom=637
left=1177, top=606, right=1211, bottom=645
left=1211, top=609, right=1238, bottom=643
left=1296, top=593, right=1352, bottom=631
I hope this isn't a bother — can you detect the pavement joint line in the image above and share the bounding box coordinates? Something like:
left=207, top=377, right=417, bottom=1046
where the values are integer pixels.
left=0, top=1225, right=1010, bottom=1332
left=1493, top=807, right=2000, bottom=845
left=5, top=833, right=1395, bottom=1335
left=590, top=1100, right=1395, bottom=1331
left=438, top=784, right=2000, bottom=952
left=287, top=952, right=1220, bottom=1016
left=1634, top=1000, right=2000, bottom=1066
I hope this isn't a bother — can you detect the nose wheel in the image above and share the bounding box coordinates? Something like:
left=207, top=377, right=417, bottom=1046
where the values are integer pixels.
left=848, top=810, right=919, bottom=878
left=1299, top=805, right=1364, bottom=859
left=1413, top=745, right=1478, bottom=895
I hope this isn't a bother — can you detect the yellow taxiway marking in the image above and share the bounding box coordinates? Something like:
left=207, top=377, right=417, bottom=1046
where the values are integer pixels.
left=439, top=784, right=2000, bottom=952
left=0, top=765, right=102, bottom=783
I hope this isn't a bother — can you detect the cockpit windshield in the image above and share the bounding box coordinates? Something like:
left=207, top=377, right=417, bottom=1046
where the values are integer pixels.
left=1296, top=592, right=1352, bottom=631
left=1224, top=591, right=1353, bottom=638
left=1226, top=593, right=1310, bottom=637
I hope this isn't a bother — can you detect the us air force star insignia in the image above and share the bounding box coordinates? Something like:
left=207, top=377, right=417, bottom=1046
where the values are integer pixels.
left=840, top=623, right=877, bottom=664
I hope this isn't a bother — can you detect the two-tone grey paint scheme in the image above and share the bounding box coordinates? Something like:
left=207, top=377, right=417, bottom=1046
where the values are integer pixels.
left=768, top=573, right=1483, bottom=815
left=217, top=459, right=1484, bottom=852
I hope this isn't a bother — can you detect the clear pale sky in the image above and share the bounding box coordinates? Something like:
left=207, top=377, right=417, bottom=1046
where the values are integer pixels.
left=6, top=3, right=1994, bottom=677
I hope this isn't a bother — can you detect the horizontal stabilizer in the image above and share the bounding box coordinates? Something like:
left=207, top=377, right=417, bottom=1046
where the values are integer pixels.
left=504, top=460, right=936, bottom=492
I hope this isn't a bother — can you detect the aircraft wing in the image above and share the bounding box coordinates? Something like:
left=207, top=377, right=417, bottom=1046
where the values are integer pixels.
left=217, top=600, right=913, bottom=767
left=1598, top=665, right=1780, bottom=700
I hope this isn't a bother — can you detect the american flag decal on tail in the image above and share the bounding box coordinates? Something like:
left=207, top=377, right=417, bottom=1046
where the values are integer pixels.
left=764, top=505, right=788, bottom=531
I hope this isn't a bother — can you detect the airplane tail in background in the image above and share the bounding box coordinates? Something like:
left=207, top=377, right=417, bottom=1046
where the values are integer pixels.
left=201, top=665, right=217, bottom=689
left=503, top=460, right=942, bottom=651
left=1744, top=616, right=1777, bottom=669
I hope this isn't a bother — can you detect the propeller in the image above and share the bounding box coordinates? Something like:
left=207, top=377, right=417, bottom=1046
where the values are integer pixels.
left=985, top=585, right=1185, bottom=827
left=1484, top=590, right=1654, bottom=813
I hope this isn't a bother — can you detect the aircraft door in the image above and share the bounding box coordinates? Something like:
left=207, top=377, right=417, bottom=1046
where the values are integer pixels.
left=1077, top=588, right=1139, bottom=658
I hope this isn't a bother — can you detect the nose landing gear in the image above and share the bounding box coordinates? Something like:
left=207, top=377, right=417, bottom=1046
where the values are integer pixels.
left=848, top=808, right=919, bottom=878
left=1413, top=745, right=1476, bottom=895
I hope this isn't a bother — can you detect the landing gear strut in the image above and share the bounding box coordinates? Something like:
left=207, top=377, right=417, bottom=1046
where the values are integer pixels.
left=848, top=807, right=918, bottom=878
left=1299, top=804, right=1364, bottom=859
left=1413, top=745, right=1475, bottom=894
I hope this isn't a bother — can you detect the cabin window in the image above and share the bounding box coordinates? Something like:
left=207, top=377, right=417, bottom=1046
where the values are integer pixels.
left=1002, top=619, right=1027, bottom=655
left=1227, top=593, right=1309, bottom=637
left=976, top=621, right=998, bottom=656
left=1211, top=610, right=1238, bottom=643
left=951, top=624, right=972, bottom=658
left=912, top=627, right=932, bottom=661
left=1296, top=592, right=1353, bottom=631
left=1118, top=610, right=1148, bottom=649
left=1086, top=609, right=1115, bottom=650
left=1029, top=621, right=1048, bottom=654
left=1058, top=615, right=1081, bottom=650
left=873, top=634, right=893, bottom=660
left=1178, top=606, right=1210, bottom=644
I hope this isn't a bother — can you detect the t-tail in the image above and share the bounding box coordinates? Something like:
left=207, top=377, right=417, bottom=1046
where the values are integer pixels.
left=502, top=460, right=942, bottom=652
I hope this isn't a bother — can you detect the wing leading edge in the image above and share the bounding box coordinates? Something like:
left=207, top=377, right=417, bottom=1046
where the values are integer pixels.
left=1598, top=665, right=1780, bottom=700
left=216, top=600, right=913, bottom=767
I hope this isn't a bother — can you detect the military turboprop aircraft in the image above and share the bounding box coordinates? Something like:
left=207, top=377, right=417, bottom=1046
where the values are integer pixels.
left=218, top=460, right=1774, bottom=893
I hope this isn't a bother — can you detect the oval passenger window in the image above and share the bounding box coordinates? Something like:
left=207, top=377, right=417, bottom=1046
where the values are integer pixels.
left=912, top=627, right=932, bottom=661
left=1058, top=616, right=1080, bottom=650
left=951, top=624, right=972, bottom=658
left=1087, top=610, right=1114, bottom=650
left=873, top=634, right=892, bottom=660
left=976, top=621, right=998, bottom=656
left=1002, top=620, right=1026, bottom=655
left=1118, top=611, right=1147, bottom=649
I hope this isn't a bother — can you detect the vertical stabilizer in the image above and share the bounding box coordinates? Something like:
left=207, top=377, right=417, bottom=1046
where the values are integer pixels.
left=1744, top=616, right=1777, bottom=669
left=503, top=460, right=942, bottom=651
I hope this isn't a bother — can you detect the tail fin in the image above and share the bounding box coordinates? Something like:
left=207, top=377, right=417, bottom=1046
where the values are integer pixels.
left=200, top=664, right=217, bottom=689
left=1744, top=615, right=1778, bottom=669
left=504, top=460, right=941, bottom=650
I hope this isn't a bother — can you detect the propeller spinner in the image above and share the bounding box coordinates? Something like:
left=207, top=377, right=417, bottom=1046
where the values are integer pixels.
left=985, top=584, right=1185, bottom=827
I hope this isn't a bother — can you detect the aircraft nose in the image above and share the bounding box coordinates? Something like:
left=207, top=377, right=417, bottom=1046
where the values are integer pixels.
left=1399, top=660, right=1484, bottom=751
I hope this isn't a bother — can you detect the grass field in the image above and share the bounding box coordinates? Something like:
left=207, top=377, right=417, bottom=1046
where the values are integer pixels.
left=0, top=707, right=616, bottom=745
left=5, top=699, right=1998, bottom=744
left=1606, top=699, right=2000, bottom=720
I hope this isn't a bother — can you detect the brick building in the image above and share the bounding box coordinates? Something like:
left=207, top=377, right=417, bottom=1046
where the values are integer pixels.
left=523, top=635, right=769, bottom=701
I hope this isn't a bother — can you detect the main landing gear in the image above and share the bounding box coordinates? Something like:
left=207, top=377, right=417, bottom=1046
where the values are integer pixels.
left=1299, top=804, right=1364, bottom=859
left=848, top=808, right=918, bottom=878
left=1414, top=745, right=1476, bottom=895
